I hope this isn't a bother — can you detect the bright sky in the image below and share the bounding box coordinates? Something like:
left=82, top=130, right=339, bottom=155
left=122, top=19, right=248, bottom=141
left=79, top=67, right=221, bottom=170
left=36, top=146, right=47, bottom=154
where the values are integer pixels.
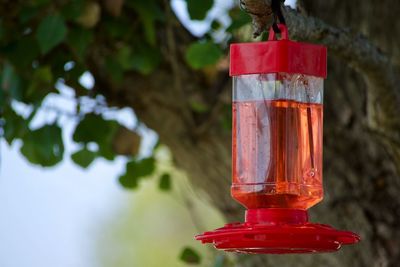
left=0, top=139, right=127, bottom=267
left=0, top=1, right=296, bottom=266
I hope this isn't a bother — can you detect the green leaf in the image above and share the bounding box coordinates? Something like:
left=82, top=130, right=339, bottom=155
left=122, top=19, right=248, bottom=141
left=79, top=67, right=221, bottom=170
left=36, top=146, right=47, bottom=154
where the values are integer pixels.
left=73, top=114, right=118, bottom=160
left=185, top=41, right=222, bottom=69
left=180, top=247, right=201, bottom=264
left=131, top=45, right=162, bottom=75
left=0, top=63, right=22, bottom=101
left=105, top=56, right=124, bottom=83
left=140, top=14, right=156, bottom=46
left=98, top=145, right=115, bottom=161
left=186, top=0, right=213, bottom=20
left=126, top=157, right=156, bottom=178
left=119, top=157, right=156, bottom=189
left=159, top=173, right=171, bottom=191
left=227, top=9, right=252, bottom=33
left=113, top=44, right=161, bottom=75
left=190, top=101, right=208, bottom=113
left=119, top=173, right=138, bottom=189
left=36, top=14, right=67, bottom=54
left=5, top=37, right=40, bottom=68
left=104, top=17, right=131, bottom=39
left=73, top=114, right=117, bottom=144
left=71, top=147, right=97, bottom=168
left=128, top=0, right=164, bottom=46
left=116, top=46, right=133, bottom=70
left=3, top=108, right=28, bottom=145
left=20, top=124, right=64, bottom=167
left=211, top=20, right=222, bottom=31
left=25, top=66, right=53, bottom=104
left=62, top=0, right=85, bottom=20
left=19, top=6, right=41, bottom=24
left=67, top=26, right=93, bottom=59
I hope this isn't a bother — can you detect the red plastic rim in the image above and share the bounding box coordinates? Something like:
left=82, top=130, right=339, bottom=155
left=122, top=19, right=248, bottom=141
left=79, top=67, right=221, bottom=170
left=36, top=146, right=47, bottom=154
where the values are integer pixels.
left=229, top=24, right=327, bottom=78
left=196, top=209, right=360, bottom=254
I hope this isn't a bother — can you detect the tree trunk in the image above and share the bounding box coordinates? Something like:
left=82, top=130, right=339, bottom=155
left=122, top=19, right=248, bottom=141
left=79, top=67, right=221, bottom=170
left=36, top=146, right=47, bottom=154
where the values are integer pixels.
left=91, top=1, right=400, bottom=266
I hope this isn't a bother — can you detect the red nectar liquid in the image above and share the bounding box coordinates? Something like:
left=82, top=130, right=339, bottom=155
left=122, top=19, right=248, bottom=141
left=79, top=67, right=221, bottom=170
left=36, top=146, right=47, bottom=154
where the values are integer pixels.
left=232, top=99, right=323, bottom=210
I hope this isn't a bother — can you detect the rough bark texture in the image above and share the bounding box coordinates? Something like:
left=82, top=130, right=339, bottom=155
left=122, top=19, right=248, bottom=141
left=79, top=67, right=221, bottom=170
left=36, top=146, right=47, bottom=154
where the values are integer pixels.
left=90, top=1, right=400, bottom=266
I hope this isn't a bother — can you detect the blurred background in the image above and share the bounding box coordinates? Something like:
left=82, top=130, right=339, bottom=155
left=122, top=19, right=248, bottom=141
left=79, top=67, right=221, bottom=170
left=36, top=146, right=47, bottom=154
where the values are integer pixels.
left=0, top=1, right=241, bottom=266
left=1, top=138, right=225, bottom=266
left=2, top=0, right=399, bottom=266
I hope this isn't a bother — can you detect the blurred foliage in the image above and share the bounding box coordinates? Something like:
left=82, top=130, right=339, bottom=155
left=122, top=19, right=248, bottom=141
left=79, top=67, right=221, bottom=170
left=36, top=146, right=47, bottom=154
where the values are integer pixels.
left=0, top=0, right=252, bottom=175
left=227, top=8, right=252, bottom=33
left=73, top=113, right=118, bottom=160
left=20, top=123, right=64, bottom=166
left=185, top=0, right=214, bottom=20
left=185, top=41, right=223, bottom=69
left=36, top=15, right=67, bottom=54
left=71, top=146, right=97, bottom=168
left=0, top=0, right=252, bottom=264
left=119, top=157, right=156, bottom=189
left=180, top=247, right=202, bottom=264
left=159, top=173, right=172, bottom=191
left=97, top=147, right=227, bottom=267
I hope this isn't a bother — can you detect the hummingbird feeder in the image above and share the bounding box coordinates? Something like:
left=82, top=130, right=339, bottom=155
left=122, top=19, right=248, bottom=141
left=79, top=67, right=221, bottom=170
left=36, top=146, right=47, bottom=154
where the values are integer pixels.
left=195, top=24, right=360, bottom=254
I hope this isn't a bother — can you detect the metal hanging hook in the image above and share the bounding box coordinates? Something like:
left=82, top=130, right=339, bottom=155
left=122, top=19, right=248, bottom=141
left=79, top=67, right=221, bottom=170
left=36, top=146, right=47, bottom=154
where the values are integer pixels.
left=271, top=0, right=286, bottom=34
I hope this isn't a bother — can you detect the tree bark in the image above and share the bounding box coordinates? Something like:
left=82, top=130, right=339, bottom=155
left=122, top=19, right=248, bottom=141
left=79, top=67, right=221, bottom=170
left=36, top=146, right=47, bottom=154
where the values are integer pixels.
left=90, top=1, right=400, bottom=266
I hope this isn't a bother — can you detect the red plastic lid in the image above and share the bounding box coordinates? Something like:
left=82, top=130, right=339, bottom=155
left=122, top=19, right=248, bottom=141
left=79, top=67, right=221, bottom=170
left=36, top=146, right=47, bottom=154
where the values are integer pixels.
left=196, top=209, right=360, bottom=254
left=229, top=24, right=327, bottom=78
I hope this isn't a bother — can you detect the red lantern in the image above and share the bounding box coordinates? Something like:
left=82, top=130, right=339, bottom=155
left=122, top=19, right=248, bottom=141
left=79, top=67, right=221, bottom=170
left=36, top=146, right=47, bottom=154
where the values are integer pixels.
left=196, top=24, right=360, bottom=254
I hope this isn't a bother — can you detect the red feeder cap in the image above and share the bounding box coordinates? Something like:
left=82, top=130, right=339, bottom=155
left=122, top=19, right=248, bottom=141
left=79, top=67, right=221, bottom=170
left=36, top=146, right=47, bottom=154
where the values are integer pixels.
left=195, top=209, right=360, bottom=254
left=229, top=24, right=327, bottom=78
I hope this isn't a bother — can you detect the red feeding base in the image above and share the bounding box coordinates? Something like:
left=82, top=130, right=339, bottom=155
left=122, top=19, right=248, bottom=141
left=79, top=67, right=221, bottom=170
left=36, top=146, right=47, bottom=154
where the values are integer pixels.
left=196, top=209, right=360, bottom=254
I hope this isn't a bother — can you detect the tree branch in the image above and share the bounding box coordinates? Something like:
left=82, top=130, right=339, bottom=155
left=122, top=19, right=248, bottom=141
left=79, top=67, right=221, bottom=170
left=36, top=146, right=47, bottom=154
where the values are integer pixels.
left=163, top=0, right=195, bottom=128
left=112, top=126, right=141, bottom=156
